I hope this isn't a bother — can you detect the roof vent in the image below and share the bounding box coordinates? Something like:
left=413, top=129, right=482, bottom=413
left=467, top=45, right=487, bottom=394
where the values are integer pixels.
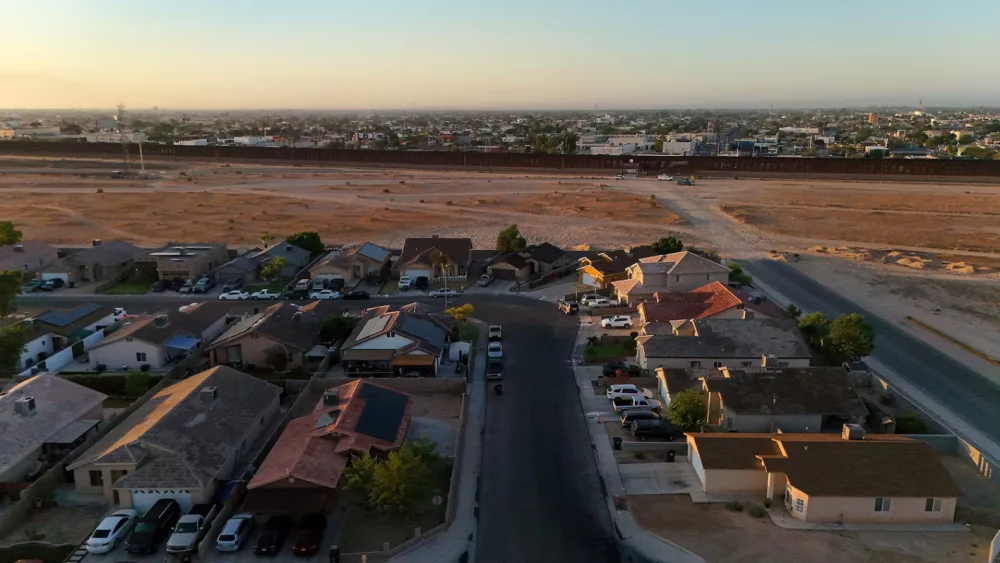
left=842, top=423, right=865, bottom=441
left=200, top=386, right=218, bottom=404
left=153, top=314, right=169, bottom=328
left=14, top=396, right=36, bottom=417
left=322, top=388, right=338, bottom=406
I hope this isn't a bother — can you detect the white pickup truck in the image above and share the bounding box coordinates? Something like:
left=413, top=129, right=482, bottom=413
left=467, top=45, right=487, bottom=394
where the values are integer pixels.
left=611, top=396, right=663, bottom=413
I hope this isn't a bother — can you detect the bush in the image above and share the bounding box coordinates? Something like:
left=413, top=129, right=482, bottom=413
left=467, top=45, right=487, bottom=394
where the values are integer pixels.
left=96, top=188, right=104, bottom=194
left=895, top=413, right=929, bottom=434
left=725, top=501, right=744, bottom=512
left=749, top=505, right=768, bottom=518
left=763, top=498, right=772, bottom=508
left=67, top=373, right=161, bottom=397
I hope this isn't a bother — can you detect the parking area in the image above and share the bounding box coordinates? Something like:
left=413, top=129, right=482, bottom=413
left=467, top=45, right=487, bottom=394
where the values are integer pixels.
left=619, top=461, right=699, bottom=496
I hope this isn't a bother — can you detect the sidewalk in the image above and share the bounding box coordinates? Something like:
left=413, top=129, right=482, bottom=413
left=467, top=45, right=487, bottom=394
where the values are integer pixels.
left=766, top=507, right=968, bottom=532
left=570, top=326, right=705, bottom=563
left=389, top=321, right=487, bottom=563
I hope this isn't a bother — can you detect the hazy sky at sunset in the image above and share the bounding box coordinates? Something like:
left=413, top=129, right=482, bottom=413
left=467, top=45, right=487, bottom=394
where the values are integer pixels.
left=3, top=0, right=999, bottom=110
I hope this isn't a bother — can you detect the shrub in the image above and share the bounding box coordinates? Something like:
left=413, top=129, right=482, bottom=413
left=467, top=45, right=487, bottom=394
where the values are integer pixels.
left=399, top=180, right=405, bottom=184
left=763, top=498, right=772, bottom=508
left=895, top=413, right=929, bottom=434
left=629, top=331, right=639, bottom=340
left=749, top=505, right=767, bottom=518
left=725, top=501, right=743, bottom=512
left=383, top=188, right=390, bottom=193
left=96, top=188, right=104, bottom=193
left=446, top=200, right=454, bottom=205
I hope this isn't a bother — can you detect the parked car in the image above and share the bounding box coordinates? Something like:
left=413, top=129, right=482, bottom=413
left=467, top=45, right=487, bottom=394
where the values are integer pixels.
left=414, top=276, right=429, bottom=290
left=252, top=289, right=282, bottom=300
left=151, top=280, right=168, bottom=292
left=601, top=315, right=633, bottom=329
left=630, top=419, right=679, bottom=440
left=290, top=513, right=327, bottom=557
left=294, top=279, right=312, bottom=292
left=430, top=288, right=460, bottom=298
left=219, top=290, right=250, bottom=301
left=221, top=279, right=243, bottom=292
left=192, top=277, right=215, bottom=293
left=167, top=278, right=185, bottom=291
left=397, top=276, right=413, bottom=290
left=677, top=177, right=695, bottom=186
left=487, top=341, right=503, bottom=359
left=126, top=498, right=181, bottom=554
left=486, top=357, right=504, bottom=380
left=478, top=274, right=494, bottom=287
left=615, top=174, right=625, bottom=180
left=343, top=290, right=370, bottom=300
left=311, top=278, right=327, bottom=292
left=328, top=277, right=346, bottom=292
left=39, top=278, right=65, bottom=291
left=606, top=383, right=653, bottom=400
left=254, top=515, right=293, bottom=555
left=602, top=362, right=642, bottom=377
left=657, top=174, right=674, bottom=181
left=285, top=288, right=310, bottom=300
left=216, top=513, right=256, bottom=552
left=178, top=280, right=195, bottom=294
left=20, top=279, right=45, bottom=293
left=167, top=504, right=218, bottom=554
left=309, top=289, right=341, bottom=300
left=620, top=409, right=659, bottom=427
left=86, top=509, right=138, bottom=554
left=612, top=396, right=662, bottom=413
left=557, top=300, right=579, bottom=315
left=578, top=294, right=601, bottom=306
left=488, top=325, right=502, bottom=340
left=589, top=298, right=613, bottom=308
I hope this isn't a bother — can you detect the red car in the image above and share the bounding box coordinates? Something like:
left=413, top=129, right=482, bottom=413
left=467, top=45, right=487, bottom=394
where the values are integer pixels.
left=290, top=513, right=326, bottom=557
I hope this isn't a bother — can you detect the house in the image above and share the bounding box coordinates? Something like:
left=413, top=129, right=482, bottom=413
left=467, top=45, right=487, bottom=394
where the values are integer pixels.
left=250, top=243, right=312, bottom=278
left=700, top=366, right=869, bottom=432
left=146, top=242, right=228, bottom=281
left=395, top=236, right=473, bottom=280
left=16, top=304, right=123, bottom=371
left=0, top=374, right=107, bottom=483
left=242, top=380, right=412, bottom=513
left=637, top=281, right=786, bottom=324
left=611, top=252, right=730, bottom=304
left=577, top=255, right=634, bottom=289
left=213, top=254, right=258, bottom=287
left=685, top=431, right=962, bottom=524
left=635, top=318, right=811, bottom=371
left=36, top=240, right=140, bottom=284
left=206, top=302, right=321, bottom=371
left=339, top=308, right=449, bottom=377
left=487, top=242, right=571, bottom=281
left=67, top=366, right=281, bottom=510
left=88, top=303, right=231, bottom=371
left=310, top=242, right=391, bottom=282
left=0, top=241, right=59, bottom=274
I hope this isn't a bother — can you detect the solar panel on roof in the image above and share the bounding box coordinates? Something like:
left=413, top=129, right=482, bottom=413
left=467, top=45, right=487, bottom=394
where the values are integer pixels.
left=37, top=303, right=102, bottom=327
left=355, top=384, right=408, bottom=443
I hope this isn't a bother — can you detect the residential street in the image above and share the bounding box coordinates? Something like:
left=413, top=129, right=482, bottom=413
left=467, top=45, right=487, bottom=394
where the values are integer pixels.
left=740, top=259, right=1000, bottom=446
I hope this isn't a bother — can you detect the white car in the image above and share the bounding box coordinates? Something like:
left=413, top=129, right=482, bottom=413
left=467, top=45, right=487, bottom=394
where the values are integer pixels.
left=251, top=289, right=282, bottom=300
left=398, top=276, right=413, bottom=290
left=578, top=294, right=602, bottom=306
left=607, top=384, right=654, bottom=400
left=657, top=174, right=674, bottom=181
left=218, top=290, right=249, bottom=301
left=487, top=341, right=503, bottom=359
left=601, top=315, right=634, bottom=329
left=589, top=298, right=614, bottom=308
left=310, top=289, right=342, bottom=300
left=86, top=509, right=138, bottom=554
left=430, top=288, right=460, bottom=298
left=216, top=513, right=255, bottom=552
left=488, top=325, right=502, bottom=340
left=615, top=174, right=625, bottom=180
left=113, top=307, right=128, bottom=321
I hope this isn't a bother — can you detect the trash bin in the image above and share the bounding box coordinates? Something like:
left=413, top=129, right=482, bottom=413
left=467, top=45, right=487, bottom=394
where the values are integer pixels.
left=613, top=437, right=623, bottom=451
left=666, top=449, right=676, bottom=462
left=328, top=545, right=340, bottom=563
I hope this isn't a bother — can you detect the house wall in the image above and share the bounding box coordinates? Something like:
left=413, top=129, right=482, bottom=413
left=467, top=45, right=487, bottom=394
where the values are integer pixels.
left=155, top=254, right=217, bottom=281
left=215, top=264, right=257, bottom=285
left=311, top=263, right=354, bottom=280
left=640, top=355, right=811, bottom=371
left=688, top=441, right=707, bottom=487
left=578, top=265, right=626, bottom=289
left=797, top=490, right=957, bottom=524
left=720, top=407, right=824, bottom=433
left=212, top=334, right=305, bottom=369
left=73, top=462, right=138, bottom=500
left=671, top=272, right=729, bottom=292
left=352, top=334, right=415, bottom=350
left=488, top=262, right=531, bottom=281
left=17, top=334, right=54, bottom=370
left=704, top=468, right=769, bottom=495
left=90, top=339, right=167, bottom=370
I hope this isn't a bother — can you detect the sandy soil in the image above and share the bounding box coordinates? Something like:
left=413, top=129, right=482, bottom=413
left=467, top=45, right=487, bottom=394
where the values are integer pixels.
left=629, top=495, right=994, bottom=563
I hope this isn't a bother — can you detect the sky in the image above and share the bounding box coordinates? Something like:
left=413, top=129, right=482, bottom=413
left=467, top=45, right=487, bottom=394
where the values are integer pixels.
left=3, top=0, right=1000, bottom=110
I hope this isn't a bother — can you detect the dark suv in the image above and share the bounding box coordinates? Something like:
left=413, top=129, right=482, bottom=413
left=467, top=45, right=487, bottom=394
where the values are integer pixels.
left=602, top=361, right=642, bottom=377
left=126, top=498, right=181, bottom=554
left=414, top=276, right=429, bottom=290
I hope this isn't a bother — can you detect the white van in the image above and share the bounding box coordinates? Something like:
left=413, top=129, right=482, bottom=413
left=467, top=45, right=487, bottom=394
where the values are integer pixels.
left=294, top=279, right=312, bottom=291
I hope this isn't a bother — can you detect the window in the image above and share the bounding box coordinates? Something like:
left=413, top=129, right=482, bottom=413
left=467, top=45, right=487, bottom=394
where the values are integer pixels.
left=725, top=417, right=733, bottom=429
left=126, top=337, right=134, bottom=342
left=795, top=499, right=804, bottom=513
left=689, top=361, right=701, bottom=368
left=676, top=275, right=680, bottom=282
left=713, top=361, right=723, bottom=368
left=874, top=498, right=891, bottom=512
left=136, top=352, right=147, bottom=362
left=89, top=470, right=104, bottom=486
left=705, top=274, right=710, bottom=281
left=925, top=498, right=942, bottom=512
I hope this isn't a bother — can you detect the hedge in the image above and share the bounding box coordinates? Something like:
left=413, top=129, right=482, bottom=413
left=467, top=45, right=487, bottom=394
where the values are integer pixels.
left=65, top=373, right=162, bottom=398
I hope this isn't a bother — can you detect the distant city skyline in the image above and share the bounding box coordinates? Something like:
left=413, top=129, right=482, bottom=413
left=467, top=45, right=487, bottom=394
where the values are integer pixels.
left=3, top=0, right=1000, bottom=110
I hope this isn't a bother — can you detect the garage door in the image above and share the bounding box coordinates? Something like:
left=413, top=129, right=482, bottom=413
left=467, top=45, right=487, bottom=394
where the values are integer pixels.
left=581, top=272, right=596, bottom=287
left=405, top=269, right=432, bottom=280
left=40, top=272, right=70, bottom=282
left=489, top=267, right=517, bottom=280
left=131, top=490, right=193, bottom=513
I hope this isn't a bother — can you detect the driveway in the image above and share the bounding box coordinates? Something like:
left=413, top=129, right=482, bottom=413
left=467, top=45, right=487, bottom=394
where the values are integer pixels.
left=619, top=461, right=699, bottom=496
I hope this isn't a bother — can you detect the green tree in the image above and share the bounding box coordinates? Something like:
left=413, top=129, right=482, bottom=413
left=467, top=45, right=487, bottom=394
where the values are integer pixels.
left=958, top=134, right=975, bottom=145
left=0, top=324, right=26, bottom=376
left=341, top=452, right=378, bottom=503
left=495, top=224, right=527, bottom=253
left=653, top=139, right=664, bottom=152
left=651, top=236, right=684, bottom=255
left=666, top=389, right=707, bottom=431
left=561, top=133, right=578, bottom=154
left=728, top=262, right=752, bottom=286
left=259, top=231, right=275, bottom=249
left=409, top=434, right=440, bottom=465
left=443, top=303, right=474, bottom=322
left=259, top=256, right=286, bottom=281
left=369, top=444, right=434, bottom=520
left=828, top=312, right=875, bottom=361
left=785, top=304, right=803, bottom=319
left=124, top=371, right=154, bottom=397
left=319, top=316, right=357, bottom=343
left=286, top=231, right=324, bottom=257
left=0, top=221, right=22, bottom=246
left=798, top=311, right=830, bottom=349
left=0, top=270, right=21, bottom=317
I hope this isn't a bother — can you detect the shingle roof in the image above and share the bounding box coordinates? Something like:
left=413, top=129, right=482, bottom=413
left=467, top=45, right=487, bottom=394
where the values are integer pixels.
left=68, top=366, right=281, bottom=489
left=396, top=237, right=472, bottom=269
left=638, top=318, right=811, bottom=359
left=704, top=367, right=869, bottom=417
left=523, top=242, right=565, bottom=264
left=343, top=310, right=448, bottom=356
left=356, top=242, right=391, bottom=263
left=98, top=303, right=230, bottom=349
left=0, top=241, right=57, bottom=271
left=58, top=240, right=140, bottom=268
left=209, top=302, right=320, bottom=352
left=587, top=256, right=635, bottom=276
left=687, top=433, right=782, bottom=470
left=0, top=374, right=107, bottom=477
left=494, top=252, right=529, bottom=269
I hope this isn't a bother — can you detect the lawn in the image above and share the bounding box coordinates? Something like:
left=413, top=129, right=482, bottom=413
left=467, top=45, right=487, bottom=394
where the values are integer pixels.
left=584, top=341, right=635, bottom=363
left=379, top=278, right=399, bottom=294
left=98, top=280, right=152, bottom=294
left=245, top=277, right=291, bottom=293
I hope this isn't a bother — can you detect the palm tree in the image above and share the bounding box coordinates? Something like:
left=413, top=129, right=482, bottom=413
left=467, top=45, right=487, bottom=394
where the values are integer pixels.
left=430, top=250, right=453, bottom=307
left=260, top=231, right=275, bottom=249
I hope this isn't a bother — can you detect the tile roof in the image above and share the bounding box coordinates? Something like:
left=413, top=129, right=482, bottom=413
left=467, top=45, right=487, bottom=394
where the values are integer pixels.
left=637, top=318, right=811, bottom=359
left=687, top=433, right=782, bottom=470
left=610, top=278, right=646, bottom=296
left=639, top=301, right=714, bottom=323
left=0, top=241, right=57, bottom=271
left=0, top=374, right=107, bottom=477
left=397, top=237, right=472, bottom=269
left=68, top=366, right=281, bottom=489
left=704, top=367, right=869, bottom=417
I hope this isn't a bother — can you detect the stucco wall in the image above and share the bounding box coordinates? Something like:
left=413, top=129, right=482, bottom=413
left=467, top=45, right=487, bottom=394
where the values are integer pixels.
left=73, top=462, right=137, bottom=499
left=670, top=271, right=729, bottom=292
left=704, top=468, right=769, bottom=495
left=17, top=334, right=54, bottom=370
left=721, top=409, right=823, bottom=433
left=799, top=491, right=957, bottom=524
left=90, top=338, right=167, bottom=370
left=212, top=334, right=304, bottom=369
left=641, top=356, right=811, bottom=371
left=352, top=334, right=414, bottom=350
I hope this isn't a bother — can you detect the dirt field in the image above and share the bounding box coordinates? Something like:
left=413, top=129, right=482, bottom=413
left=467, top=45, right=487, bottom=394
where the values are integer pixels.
left=629, top=495, right=994, bottom=563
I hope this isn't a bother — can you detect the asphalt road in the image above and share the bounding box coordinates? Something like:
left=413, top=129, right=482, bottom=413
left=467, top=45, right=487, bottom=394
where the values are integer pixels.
left=16, top=293, right=622, bottom=563
left=740, top=259, right=1000, bottom=444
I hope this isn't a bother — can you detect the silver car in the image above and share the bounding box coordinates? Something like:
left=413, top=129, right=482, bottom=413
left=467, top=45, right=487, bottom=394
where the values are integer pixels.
left=216, top=513, right=256, bottom=552
left=86, top=509, right=138, bottom=554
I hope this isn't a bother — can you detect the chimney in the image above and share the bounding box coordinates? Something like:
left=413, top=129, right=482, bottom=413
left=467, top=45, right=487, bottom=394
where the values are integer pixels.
left=14, top=396, right=36, bottom=417
left=92, top=239, right=102, bottom=246
left=13, top=244, right=23, bottom=252
left=842, top=423, right=865, bottom=441
left=200, top=386, right=218, bottom=404
left=322, top=388, right=338, bottom=406
left=153, top=314, right=169, bottom=328
left=761, top=354, right=778, bottom=367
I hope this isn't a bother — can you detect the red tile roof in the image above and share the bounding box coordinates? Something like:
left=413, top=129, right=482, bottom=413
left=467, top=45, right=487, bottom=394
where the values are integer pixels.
left=642, top=282, right=744, bottom=323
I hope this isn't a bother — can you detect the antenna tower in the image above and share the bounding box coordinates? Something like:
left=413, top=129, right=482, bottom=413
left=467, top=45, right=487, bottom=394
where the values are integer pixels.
left=117, top=102, right=131, bottom=172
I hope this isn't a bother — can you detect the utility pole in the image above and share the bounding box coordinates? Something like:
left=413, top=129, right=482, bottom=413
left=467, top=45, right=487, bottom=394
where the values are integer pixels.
left=116, top=102, right=131, bottom=173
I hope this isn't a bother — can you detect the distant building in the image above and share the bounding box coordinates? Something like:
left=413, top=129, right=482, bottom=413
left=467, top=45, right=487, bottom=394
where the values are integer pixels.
left=0, top=128, right=14, bottom=139
left=232, top=136, right=274, bottom=146
left=353, top=132, right=385, bottom=145
left=173, top=139, right=208, bottom=146
left=867, top=113, right=879, bottom=125
left=591, top=143, right=636, bottom=155
left=13, top=126, right=61, bottom=138
left=779, top=127, right=820, bottom=135
left=662, top=139, right=696, bottom=156
left=85, top=132, right=146, bottom=143
left=607, top=135, right=652, bottom=150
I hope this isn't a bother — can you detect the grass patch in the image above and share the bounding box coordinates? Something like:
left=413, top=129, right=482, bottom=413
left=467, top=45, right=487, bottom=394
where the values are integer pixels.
left=583, top=341, right=635, bottom=363
left=98, top=280, right=152, bottom=295
left=245, top=277, right=292, bottom=293
left=378, top=278, right=399, bottom=294
left=0, top=543, right=76, bottom=563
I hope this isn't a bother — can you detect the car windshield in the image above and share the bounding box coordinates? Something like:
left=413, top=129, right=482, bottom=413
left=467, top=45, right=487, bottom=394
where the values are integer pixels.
left=176, top=522, right=199, bottom=533
left=218, top=534, right=236, bottom=542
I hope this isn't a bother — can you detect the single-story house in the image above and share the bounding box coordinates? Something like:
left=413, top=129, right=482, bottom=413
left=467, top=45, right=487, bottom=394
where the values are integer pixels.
left=577, top=254, right=635, bottom=290
left=488, top=242, right=572, bottom=282
left=213, top=254, right=258, bottom=286
left=207, top=302, right=321, bottom=371
left=67, top=366, right=281, bottom=510
left=395, top=236, right=473, bottom=280
left=310, top=242, right=391, bottom=282
left=36, top=240, right=140, bottom=284
left=638, top=282, right=788, bottom=323
left=242, top=380, right=412, bottom=513
left=701, top=366, right=869, bottom=432
left=0, top=374, right=107, bottom=483
left=612, top=252, right=731, bottom=305
left=686, top=431, right=962, bottom=524
left=487, top=252, right=531, bottom=281
left=16, top=303, right=124, bottom=371
left=250, top=243, right=312, bottom=278
left=0, top=241, right=59, bottom=274
left=340, top=307, right=450, bottom=377
left=145, top=242, right=228, bottom=281
left=88, top=303, right=231, bottom=371
left=635, top=318, right=812, bottom=371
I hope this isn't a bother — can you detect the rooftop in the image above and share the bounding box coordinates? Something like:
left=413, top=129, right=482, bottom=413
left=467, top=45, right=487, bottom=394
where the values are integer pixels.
left=638, top=318, right=811, bottom=359
left=702, top=367, right=869, bottom=417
